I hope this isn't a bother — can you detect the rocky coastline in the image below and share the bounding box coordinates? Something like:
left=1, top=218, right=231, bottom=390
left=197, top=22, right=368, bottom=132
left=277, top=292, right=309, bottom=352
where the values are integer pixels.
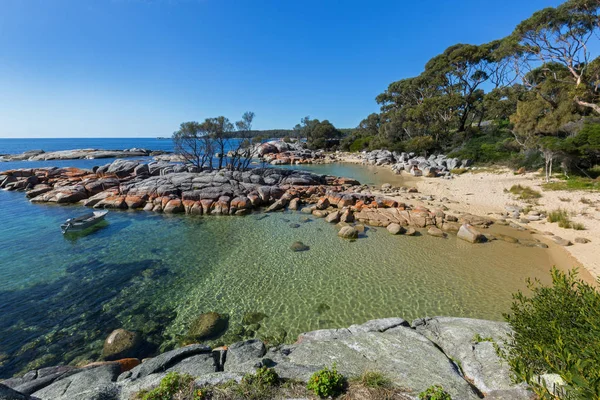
left=0, top=316, right=536, bottom=400
left=0, top=159, right=554, bottom=247
left=0, top=148, right=169, bottom=162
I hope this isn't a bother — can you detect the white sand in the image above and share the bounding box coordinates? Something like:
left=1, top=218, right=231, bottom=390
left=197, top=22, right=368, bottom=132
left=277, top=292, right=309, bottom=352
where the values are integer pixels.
left=336, top=154, right=599, bottom=280
left=414, top=170, right=600, bottom=279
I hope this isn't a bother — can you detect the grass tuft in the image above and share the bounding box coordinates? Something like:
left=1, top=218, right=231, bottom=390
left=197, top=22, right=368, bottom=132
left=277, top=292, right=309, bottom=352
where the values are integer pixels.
left=509, top=185, right=542, bottom=201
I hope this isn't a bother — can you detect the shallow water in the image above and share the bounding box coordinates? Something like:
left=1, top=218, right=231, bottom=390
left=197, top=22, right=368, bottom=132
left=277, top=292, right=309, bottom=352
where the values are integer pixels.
left=0, top=139, right=564, bottom=377
left=0, top=179, right=561, bottom=377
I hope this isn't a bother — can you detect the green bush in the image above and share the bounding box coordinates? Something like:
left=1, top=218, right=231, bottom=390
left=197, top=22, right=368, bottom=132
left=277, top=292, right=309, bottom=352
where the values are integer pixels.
left=138, top=372, right=203, bottom=400
left=501, top=268, right=600, bottom=399
left=349, top=136, right=373, bottom=152
left=418, top=384, right=452, bottom=400
left=307, top=364, right=346, bottom=398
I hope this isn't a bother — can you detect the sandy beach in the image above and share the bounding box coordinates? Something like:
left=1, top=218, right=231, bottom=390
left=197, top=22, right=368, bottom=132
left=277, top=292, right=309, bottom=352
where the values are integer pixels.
left=338, top=153, right=600, bottom=281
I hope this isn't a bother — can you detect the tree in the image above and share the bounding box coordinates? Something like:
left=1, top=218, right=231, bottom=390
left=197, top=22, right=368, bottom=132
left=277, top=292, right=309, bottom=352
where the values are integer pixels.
left=205, top=116, right=234, bottom=170
left=230, top=111, right=255, bottom=171
left=304, top=119, right=342, bottom=150
left=510, top=64, right=582, bottom=181
left=510, top=0, right=600, bottom=113
left=172, top=121, right=213, bottom=169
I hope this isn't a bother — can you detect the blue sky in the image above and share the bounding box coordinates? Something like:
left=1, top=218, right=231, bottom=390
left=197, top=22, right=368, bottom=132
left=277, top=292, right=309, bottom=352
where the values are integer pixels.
left=0, top=0, right=564, bottom=138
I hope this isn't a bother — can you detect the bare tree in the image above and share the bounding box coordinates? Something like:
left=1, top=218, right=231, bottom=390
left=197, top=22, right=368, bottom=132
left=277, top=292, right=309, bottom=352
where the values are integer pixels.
left=172, top=121, right=213, bottom=169
left=230, top=111, right=255, bottom=171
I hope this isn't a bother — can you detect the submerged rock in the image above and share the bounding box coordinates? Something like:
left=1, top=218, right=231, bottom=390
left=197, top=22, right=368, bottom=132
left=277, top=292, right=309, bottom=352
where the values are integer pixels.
left=187, top=312, right=228, bottom=340
left=290, top=241, right=310, bottom=252
left=102, top=329, right=142, bottom=361
left=427, top=227, right=446, bottom=238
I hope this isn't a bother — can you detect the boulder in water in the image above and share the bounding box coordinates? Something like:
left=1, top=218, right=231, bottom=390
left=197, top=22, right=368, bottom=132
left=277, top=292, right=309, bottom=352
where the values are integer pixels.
left=187, top=312, right=228, bottom=340
left=102, top=329, right=142, bottom=361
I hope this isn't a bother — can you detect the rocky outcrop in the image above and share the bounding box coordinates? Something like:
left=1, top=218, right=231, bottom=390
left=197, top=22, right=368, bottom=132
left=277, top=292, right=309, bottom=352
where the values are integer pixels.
left=1, top=162, right=502, bottom=239
left=0, top=148, right=168, bottom=162
left=1, top=317, right=531, bottom=400
left=254, top=140, right=334, bottom=165
left=413, top=317, right=532, bottom=399
left=0, top=162, right=361, bottom=217
left=357, top=150, right=472, bottom=178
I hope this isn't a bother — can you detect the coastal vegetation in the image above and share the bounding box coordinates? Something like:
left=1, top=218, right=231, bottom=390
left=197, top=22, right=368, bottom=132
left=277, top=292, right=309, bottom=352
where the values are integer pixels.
left=338, top=0, right=600, bottom=183
left=501, top=268, right=600, bottom=399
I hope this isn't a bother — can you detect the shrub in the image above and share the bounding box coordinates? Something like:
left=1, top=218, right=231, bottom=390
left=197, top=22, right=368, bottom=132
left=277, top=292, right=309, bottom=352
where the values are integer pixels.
left=509, top=185, right=542, bottom=200
left=501, top=268, right=600, bottom=399
left=358, top=371, right=391, bottom=388
left=348, top=136, right=373, bottom=152
left=138, top=372, right=203, bottom=400
left=418, top=384, right=452, bottom=400
left=307, top=364, right=346, bottom=398
left=547, top=209, right=581, bottom=229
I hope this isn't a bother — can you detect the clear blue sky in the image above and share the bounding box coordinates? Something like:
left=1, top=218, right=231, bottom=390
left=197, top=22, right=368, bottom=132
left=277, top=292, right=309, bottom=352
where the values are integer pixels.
left=0, top=0, right=564, bottom=138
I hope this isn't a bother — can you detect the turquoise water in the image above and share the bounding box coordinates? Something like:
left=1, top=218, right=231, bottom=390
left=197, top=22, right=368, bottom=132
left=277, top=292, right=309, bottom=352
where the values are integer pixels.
left=0, top=139, right=561, bottom=378
left=0, top=183, right=560, bottom=378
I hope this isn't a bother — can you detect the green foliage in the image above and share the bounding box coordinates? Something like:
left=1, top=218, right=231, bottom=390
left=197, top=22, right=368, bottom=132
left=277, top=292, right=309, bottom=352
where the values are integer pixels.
left=306, top=364, right=346, bottom=398
left=418, top=385, right=452, bottom=400
left=509, top=185, right=542, bottom=200
left=450, top=168, right=468, bottom=175
left=138, top=372, right=203, bottom=400
left=405, top=136, right=435, bottom=155
left=447, top=130, right=520, bottom=164
left=357, top=371, right=391, bottom=389
left=501, top=268, right=600, bottom=399
left=543, top=176, right=600, bottom=192
left=242, top=366, right=279, bottom=388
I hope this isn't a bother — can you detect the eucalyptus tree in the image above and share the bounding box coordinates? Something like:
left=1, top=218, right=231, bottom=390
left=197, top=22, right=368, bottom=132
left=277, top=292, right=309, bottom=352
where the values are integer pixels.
left=510, top=0, right=600, bottom=113
left=510, top=63, right=582, bottom=181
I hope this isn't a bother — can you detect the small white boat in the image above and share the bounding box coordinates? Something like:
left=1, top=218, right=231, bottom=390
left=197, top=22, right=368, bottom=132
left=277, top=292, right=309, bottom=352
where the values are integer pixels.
left=61, top=210, right=108, bottom=234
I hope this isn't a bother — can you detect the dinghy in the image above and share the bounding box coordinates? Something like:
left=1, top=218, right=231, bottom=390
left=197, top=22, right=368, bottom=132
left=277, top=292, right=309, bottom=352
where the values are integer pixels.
left=61, top=210, right=108, bottom=234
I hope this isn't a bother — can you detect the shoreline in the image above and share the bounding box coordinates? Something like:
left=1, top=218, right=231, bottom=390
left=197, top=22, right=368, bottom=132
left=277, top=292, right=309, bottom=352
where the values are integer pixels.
left=336, top=153, right=599, bottom=281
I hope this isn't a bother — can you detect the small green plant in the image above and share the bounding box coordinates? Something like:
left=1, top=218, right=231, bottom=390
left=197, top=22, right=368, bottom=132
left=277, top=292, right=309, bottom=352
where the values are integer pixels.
left=572, top=222, right=586, bottom=230
left=357, top=371, right=391, bottom=388
left=242, top=366, right=279, bottom=387
left=501, top=268, right=600, bottom=399
left=138, top=372, right=203, bottom=400
left=472, top=333, right=494, bottom=343
left=307, top=364, right=346, bottom=398
left=547, top=209, right=571, bottom=228
left=509, top=185, right=542, bottom=201
left=450, top=168, right=468, bottom=175
left=419, top=384, right=452, bottom=400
